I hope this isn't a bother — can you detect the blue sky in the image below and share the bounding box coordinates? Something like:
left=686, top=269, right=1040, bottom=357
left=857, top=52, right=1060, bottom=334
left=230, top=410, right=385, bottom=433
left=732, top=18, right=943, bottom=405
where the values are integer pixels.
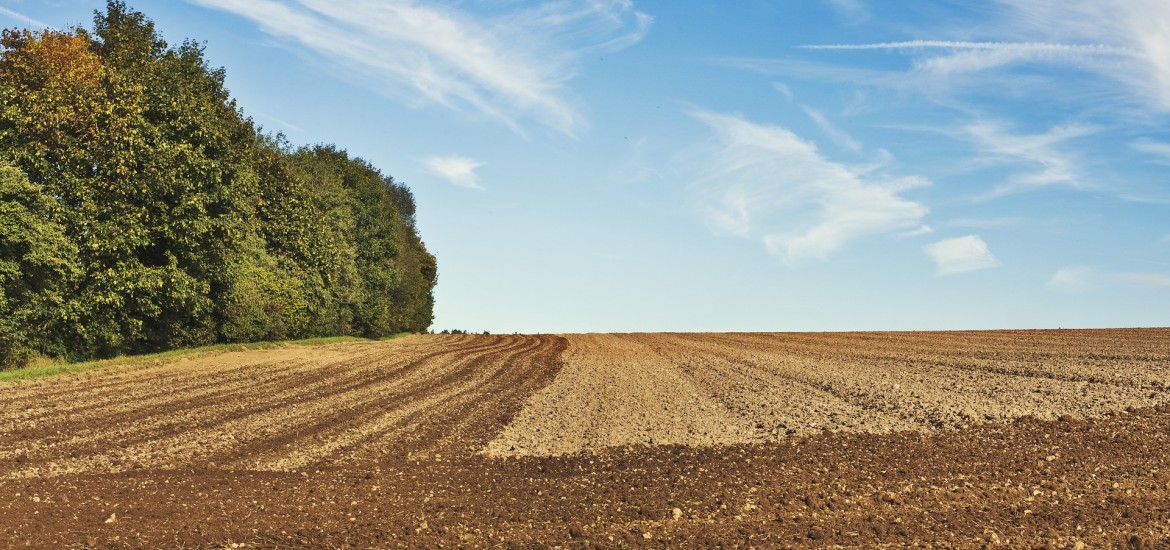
left=4, top=0, right=1169, bottom=332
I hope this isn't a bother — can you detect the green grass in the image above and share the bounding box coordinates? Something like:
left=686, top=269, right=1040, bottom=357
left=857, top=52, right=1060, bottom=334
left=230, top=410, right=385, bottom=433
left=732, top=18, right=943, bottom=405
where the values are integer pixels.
left=0, top=333, right=413, bottom=384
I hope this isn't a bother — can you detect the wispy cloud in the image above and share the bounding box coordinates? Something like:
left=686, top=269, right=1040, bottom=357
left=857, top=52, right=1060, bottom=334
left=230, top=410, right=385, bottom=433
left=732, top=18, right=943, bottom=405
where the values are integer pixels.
left=721, top=57, right=902, bottom=90
left=1047, top=266, right=1099, bottom=293
left=824, top=0, right=869, bottom=23
left=963, top=120, right=1097, bottom=198
left=803, top=40, right=1129, bottom=55
left=799, top=40, right=1130, bottom=86
left=189, top=0, right=651, bottom=135
left=771, top=82, right=795, bottom=102
left=924, top=235, right=1000, bottom=275
left=943, top=217, right=1026, bottom=229
left=421, top=155, right=486, bottom=190
left=250, top=109, right=304, bottom=134
left=802, top=1, right=1170, bottom=114
left=0, top=7, right=55, bottom=30
left=817, top=41, right=1128, bottom=88
left=992, top=0, right=1170, bottom=113
left=1046, top=268, right=1170, bottom=293
left=687, top=110, right=928, bottom=264
left=1117, top=272, right=1170, bottom=291
left=899, top=225, right=934, bottom=238
left=1117, top=194, right=1170, bottom=205
left=802, top=106, right=861, bottom=153
left=612, top=136, right=663, bottom=184
left=1132, top=139, right=1170, bottom=165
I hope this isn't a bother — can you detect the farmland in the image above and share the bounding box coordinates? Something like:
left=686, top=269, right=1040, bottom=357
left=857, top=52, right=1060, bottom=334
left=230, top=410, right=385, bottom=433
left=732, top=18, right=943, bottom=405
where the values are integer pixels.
left=2, top=329, right=1169, bottom=547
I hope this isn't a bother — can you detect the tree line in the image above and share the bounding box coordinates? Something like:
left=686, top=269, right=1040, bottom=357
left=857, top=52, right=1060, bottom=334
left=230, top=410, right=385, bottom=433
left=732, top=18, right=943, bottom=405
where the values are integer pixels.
left=0, top=2, right=437, bottom=369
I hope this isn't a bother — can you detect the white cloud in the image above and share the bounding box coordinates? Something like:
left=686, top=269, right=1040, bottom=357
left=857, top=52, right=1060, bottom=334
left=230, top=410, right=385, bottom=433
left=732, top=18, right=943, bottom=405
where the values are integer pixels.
left=1132, top=139, right=1170, bottom=165
left=1117, top=272, right=1170, bottom=291
left=1118, top=194, right=1170, bottom=205
left=899, top=225, right=934, bottom=238
left=802, top=106, right=861, bottom=153
left=250, top=110, right=305, bottom=134
left=963, top=120, right=1097, bottom=197
left=0, top=7, right=54, bottom=30
left=189, top=0, right=651, bottom=135
left=992, top=0, right=1170, bottom=113
left=800, top=0, right=1170, bottom=114
left=1047, top=268, right=1170, bottom=292
left=723, top=57, right=904, bottom=91
left=688, top=110, right=928, bottom=264
left=1047, top=266, right=1098, bottom=293
left=771, top=82, right=795, bottom=102
left=803, top=40, right=1129, bottom=56
left=799, top=40, right=1131, bottom=90
left=421, top=155, right=486, bottom=190
left=824, top=0, right=869, bottom=23
left=944, top=217, right=1026, bottom=229
left=923, top=235, right=1000, bottom=275
left=612, top=136, right=663, bottom=184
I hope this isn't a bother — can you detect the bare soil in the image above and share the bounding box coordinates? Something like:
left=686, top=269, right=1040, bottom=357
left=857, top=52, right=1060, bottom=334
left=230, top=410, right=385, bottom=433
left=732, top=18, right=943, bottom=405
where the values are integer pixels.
left=490, top=330, right=1170, bottom=455
left=2, top=329, right=1169, bottom=548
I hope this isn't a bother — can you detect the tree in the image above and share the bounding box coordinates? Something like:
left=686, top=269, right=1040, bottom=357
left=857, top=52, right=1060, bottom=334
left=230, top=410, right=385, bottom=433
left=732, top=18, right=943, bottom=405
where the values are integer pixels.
left=0, top=2, right=437, bottom=368
left=0, top=161, right=79, bottom=367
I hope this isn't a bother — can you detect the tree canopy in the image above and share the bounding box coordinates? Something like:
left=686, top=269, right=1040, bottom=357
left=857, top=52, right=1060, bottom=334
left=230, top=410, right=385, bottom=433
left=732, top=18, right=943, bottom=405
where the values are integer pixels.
left=0, top=1, right=436, bottom=368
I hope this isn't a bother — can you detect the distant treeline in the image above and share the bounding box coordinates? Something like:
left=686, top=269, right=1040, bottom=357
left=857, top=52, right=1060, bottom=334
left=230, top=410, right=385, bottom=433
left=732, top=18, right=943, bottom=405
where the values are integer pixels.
left=0, top=2, right=436, bottom=368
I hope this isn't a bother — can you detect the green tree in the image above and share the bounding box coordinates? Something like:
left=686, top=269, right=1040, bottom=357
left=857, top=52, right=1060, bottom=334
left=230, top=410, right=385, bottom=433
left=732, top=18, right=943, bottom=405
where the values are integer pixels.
left=0, top=2, right=436, bottom=368
left=0, top=25, right=142, bottom=357
left=288, top=146, right=436, bottom=337
left=0, top=161, right=79, bottom=367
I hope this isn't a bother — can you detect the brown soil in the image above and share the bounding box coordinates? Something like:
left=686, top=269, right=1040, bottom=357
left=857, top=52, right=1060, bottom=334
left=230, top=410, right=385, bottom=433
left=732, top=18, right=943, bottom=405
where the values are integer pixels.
left=2, top=329, right=1169, bottom=548
left=490, top=330, right=1170, bottom=455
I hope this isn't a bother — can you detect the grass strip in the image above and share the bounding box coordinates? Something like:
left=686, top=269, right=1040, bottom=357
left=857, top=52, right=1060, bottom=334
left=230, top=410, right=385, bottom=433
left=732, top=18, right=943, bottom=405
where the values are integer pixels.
left=0, top=333, right=413, bottom=384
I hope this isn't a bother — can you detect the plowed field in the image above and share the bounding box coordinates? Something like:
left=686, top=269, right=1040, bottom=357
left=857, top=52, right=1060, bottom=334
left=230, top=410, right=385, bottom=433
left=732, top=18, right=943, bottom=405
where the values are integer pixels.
left=3, top=329, right=1170, bottom=548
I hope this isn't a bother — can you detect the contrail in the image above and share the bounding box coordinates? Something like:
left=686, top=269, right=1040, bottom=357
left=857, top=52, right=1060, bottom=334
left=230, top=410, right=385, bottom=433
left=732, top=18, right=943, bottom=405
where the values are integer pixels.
left=801, top=40, right=1132, bottom=56
left=0, top=7, right=55, bottom=31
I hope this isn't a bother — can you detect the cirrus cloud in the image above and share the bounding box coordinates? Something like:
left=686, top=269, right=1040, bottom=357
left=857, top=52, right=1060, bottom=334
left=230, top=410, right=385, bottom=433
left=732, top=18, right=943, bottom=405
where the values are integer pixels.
left=992, top=0, right=1170, bottom=113
left=1117, top=272, right=1170, bottom=291
left=0, top=7, right=54, bottom=30
left=963, top=120, right=1098, bottom=198
left=800, top=0, right=1170, bottom=115
left=1132, top=139, right=1170, bottom=165
left=687, top=110, right=928, bottom=264
left=189, top=0, right=651, bottom=135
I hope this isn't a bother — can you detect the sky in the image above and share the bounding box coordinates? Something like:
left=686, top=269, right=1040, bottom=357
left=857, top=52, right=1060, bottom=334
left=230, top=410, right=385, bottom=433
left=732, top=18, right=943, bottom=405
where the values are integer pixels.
left=3, top=0, right=1169, bottom=333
